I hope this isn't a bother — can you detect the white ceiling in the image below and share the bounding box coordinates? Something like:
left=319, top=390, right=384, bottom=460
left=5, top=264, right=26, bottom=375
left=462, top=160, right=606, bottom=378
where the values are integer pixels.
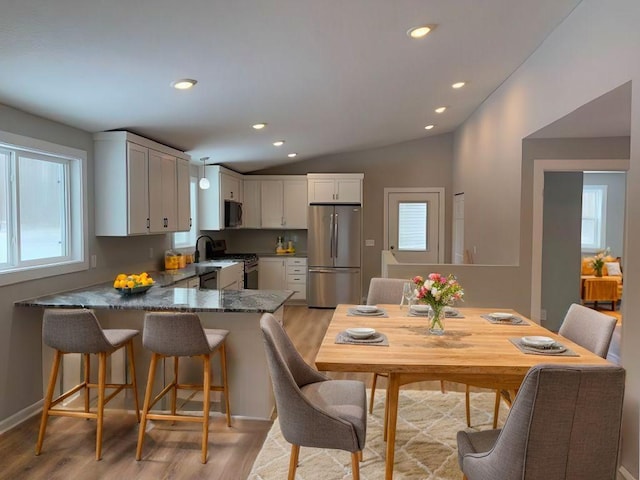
left=0, top=0, right=582, bottom=172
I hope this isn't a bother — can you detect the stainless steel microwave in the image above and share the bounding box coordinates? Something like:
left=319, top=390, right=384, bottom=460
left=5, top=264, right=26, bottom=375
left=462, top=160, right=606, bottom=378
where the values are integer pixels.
left=224, top=200, right=243, bottom=227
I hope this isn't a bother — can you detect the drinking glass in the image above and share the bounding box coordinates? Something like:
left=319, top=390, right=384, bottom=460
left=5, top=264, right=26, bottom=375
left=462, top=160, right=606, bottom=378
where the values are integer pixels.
left=402, top=282, right=415, bottom=309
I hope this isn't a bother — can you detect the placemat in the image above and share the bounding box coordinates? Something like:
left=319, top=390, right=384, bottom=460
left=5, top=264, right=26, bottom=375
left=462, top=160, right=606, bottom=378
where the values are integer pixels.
left=408, top=311, right=465, bottom=318
left=509, top=337, right=578, bottom=356
left=347, top=308, right=389, bottom=318
left=481, top=314, right=527, bottom=325
left=335, top=331, right=389, bottom=346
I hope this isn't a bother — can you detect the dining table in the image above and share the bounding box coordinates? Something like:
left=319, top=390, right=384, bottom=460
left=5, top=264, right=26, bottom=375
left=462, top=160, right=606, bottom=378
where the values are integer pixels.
left=314, top=304, right=613, bottom=480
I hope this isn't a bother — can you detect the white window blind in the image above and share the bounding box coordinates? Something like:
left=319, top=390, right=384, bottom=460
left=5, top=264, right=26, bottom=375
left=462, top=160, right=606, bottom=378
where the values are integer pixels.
left=581, top=185, right=607, bottom=251
left=398, top=202, right=427, bottom=251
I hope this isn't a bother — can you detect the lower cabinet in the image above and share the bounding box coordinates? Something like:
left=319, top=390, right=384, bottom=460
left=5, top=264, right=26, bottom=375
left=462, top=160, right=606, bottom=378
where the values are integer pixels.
left=259, top=257, right=307, bottom=301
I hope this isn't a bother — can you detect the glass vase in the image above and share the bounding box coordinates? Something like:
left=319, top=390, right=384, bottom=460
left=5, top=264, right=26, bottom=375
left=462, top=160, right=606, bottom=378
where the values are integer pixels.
left=428, top=305, right=445, bottom=335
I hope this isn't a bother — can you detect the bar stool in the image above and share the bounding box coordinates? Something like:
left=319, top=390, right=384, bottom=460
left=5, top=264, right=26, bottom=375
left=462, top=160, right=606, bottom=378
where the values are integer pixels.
left=136, top=312, right=231, bottom=464
left=36, top=308, right=140, bottom=460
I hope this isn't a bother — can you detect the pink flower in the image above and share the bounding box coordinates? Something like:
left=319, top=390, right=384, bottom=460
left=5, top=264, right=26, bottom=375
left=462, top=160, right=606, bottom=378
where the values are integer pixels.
left=413, top=275, right=424, bottom=284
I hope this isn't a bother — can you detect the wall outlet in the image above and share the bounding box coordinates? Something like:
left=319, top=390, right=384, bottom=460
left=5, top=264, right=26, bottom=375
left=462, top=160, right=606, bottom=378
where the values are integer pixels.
left=149, top=247, right=154, bottom=259
left=540, top=309, right=547, bottom=321
left=90, top=255, right=97, bottom=268
left=365, top=239, right=375, bottom=247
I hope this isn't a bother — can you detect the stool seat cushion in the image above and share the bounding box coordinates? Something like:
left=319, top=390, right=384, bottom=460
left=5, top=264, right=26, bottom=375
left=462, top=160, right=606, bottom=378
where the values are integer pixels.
left=204, top=328, right=229, bottom=351
left=104, top=329, right=140, bottom=348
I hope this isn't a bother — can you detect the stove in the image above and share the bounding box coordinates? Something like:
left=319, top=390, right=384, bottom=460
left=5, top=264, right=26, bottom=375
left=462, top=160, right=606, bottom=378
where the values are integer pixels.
left=203, top=239, right=259, bottom=288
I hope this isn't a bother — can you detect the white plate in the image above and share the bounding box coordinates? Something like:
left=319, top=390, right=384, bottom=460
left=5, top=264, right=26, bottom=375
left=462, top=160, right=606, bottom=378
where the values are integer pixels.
left=346, top=327, right=376, bottom=339
left=410, top=304, right=431, bottom=314
left=521, top=336, right=556, bottom=348
left=489, top=312, right=513, bottom=321
left=356, top=305, right=378, bottom=313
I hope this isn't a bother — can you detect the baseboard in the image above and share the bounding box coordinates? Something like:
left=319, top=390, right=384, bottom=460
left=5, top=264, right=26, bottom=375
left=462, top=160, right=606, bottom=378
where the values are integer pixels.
left=0, top=400, right=43, bottom=435
left=619, top=465, right=638, bottom=480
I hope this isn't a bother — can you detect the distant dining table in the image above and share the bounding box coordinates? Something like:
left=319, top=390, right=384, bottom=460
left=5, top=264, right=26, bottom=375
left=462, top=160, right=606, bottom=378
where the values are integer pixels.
left=314, top=304, right=612, bottom=479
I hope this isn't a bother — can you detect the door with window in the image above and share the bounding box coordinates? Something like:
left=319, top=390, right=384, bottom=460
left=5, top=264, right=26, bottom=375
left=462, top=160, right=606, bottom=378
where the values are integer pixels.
left=385, top=188, right=443, bottom=263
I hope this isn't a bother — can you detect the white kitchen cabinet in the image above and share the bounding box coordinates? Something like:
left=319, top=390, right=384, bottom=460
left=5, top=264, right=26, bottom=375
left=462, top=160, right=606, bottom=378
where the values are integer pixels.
left=258, top=257, right=286, bottom=290
left=307, top=173, right=364, bottom=204
left=218, top=262, right=244, bottom=290
left=199, top=165, right=245, bottom=230
left=260, top=177, right=307, bottom=228
left=286, top=257, right=307, bottom=301
left=174, top=277, right=200, bottom=288
left=148, top=149, right=177, bottom=233
left=94, top=131, right=191, bottom=236
left=242, top=179, right=261, bottom=228
left=176, top=158, right=191, bottom=231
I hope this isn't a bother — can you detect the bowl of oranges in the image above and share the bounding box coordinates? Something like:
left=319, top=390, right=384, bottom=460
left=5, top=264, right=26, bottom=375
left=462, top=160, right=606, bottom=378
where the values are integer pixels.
left=113, top=272, right=155, bottom=295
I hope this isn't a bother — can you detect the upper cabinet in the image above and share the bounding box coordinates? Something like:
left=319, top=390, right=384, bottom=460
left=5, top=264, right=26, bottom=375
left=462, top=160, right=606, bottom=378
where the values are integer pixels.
left=242, top=179, right=262, bottom=228
left=199, top=165, right=244, bottom=230
left=94, top=131, right=190, bottom=236
left=260, top=177, right=307, bottom=229
left=176, top=158, right=191, bottom=232
left=307, top=173, right=363, bottom=204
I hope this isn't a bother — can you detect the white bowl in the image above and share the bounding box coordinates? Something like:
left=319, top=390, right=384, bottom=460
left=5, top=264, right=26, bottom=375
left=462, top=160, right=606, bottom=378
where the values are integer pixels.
left=346, top=327, right=376, bottom=339
left=489, top=312, right=513, bottom=321
left=410, top=304, right=431, bottom=313
left=521, top=336, right=556, bottom=348
left=356, top=305, right=378, bottom=313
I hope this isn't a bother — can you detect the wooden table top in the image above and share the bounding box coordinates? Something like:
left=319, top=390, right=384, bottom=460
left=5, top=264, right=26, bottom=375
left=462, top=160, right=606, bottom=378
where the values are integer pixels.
left=315, top=305, right=611, bottom=383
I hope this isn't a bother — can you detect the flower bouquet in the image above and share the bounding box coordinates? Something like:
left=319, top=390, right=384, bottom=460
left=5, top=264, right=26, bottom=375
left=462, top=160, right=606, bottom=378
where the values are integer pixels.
left=413, top=273, right=464, bottom=335
left=591, top=248, right=610, bottom=277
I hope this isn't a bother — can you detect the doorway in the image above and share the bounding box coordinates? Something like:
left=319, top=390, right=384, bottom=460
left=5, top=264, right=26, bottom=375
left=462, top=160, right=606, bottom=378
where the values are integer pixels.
left=383, top=187, right=444, bottom=264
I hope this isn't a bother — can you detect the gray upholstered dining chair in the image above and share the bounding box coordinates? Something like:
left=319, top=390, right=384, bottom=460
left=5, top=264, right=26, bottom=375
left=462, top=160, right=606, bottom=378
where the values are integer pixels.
left=485, top=302, right=618, bottom=429
left=136, top=312, right=231, bottom=464
left=457, top=364, right=625, bottom=480
left=260, top=313, right=366, bottom=480
left=36, top=308, right=140, bottom=460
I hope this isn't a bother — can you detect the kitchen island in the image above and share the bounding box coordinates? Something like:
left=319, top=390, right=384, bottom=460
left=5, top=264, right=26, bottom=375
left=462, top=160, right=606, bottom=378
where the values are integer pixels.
left=16, top=283, right=294, bottom=419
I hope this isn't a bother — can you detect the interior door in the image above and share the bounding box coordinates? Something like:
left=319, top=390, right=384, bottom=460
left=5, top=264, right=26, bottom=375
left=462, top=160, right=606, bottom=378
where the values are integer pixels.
left=387, top=190, right=441, bottom=263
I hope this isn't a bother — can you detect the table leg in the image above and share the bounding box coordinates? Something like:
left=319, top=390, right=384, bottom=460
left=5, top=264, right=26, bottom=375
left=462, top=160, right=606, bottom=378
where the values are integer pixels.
left=385, top=373, right=400, bottom=480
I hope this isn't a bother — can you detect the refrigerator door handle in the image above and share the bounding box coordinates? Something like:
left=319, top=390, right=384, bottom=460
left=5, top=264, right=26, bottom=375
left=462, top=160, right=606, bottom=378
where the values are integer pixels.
left=334, top=212, right=339, bottom=258
left=329, top=213, right=335, bottom=258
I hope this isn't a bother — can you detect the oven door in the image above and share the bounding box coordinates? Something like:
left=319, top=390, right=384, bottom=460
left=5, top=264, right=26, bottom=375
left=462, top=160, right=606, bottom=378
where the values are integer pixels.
left=245, top=264, right=258, bottom=289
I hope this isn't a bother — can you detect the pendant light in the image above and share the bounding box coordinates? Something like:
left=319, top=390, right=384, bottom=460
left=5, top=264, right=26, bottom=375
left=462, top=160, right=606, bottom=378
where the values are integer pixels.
left=199, top=157, right=210, bottom=190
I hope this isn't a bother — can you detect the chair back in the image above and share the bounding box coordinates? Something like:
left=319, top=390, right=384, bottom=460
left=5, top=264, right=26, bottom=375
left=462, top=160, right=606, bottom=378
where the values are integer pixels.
left=559, top=303, right=617, bottom=357
left=466, top=364, right=625, bottom=480
left=366, top=277, right=408, bottom=305
left=43, top=308, right=114, bottom=354
left=143, top=312, right=210, bottom=356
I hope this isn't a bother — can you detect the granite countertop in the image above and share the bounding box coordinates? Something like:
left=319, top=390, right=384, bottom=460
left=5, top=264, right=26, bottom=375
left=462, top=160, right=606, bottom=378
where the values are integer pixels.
left=15, top=281, right=294, bottom=313
left=256, top=252, right=307, bottom=258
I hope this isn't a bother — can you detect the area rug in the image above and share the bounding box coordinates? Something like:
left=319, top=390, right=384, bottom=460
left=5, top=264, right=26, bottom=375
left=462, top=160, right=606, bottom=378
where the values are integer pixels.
left=248, top=389, right=507, bottom=480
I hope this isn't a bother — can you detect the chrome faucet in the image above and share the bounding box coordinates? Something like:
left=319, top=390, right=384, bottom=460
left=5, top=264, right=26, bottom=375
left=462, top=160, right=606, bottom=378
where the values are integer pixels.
left=194, top=235, right=215, bottom=263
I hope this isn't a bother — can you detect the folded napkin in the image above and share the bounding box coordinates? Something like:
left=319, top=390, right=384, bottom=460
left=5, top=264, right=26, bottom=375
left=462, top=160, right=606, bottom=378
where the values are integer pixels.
left=335, top=331, right=389, bottom=346
left=509, top=337, right=578, bottom=356
left=347, top=308, right=389, bottom=318
left=481, top=314, right=527, bottom=325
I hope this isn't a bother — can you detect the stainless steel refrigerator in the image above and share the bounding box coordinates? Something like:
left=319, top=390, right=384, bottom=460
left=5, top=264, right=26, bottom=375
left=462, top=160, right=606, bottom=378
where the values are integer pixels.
left=308, top=205, right=361, bottom=307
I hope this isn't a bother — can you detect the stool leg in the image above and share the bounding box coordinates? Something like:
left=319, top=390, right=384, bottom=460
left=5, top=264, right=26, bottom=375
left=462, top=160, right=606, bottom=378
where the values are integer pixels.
left=171, top=356, right=179, bottom=416
left=127, top=341, right=140, bottom=422
left=136, top=352, right=159, bottom=461
left=84, top=354, right=91, bottom=415
left=95, top=352, right=107, bottom=460
left=202, top=354, right=211, bottom=464
left=220, top=343, right=231, bottom=427
left=36, top=349, right=62, bottom=455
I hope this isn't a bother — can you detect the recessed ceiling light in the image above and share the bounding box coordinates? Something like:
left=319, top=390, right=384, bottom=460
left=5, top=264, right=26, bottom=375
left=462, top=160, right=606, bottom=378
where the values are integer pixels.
left=252, top=123, right=267, bottom=130
left=435, top=106, right=447, bottom=113
left=171, top=79, right=197, bottom=90
left=424, top=124, right=435, bottom=130
left=452, top=81, right=466, bottom=89
left=273, top=141, right=285, bottom=147
left=287, top=153, right=297, bottom=158
left=407, top=24, right=436, bottom=39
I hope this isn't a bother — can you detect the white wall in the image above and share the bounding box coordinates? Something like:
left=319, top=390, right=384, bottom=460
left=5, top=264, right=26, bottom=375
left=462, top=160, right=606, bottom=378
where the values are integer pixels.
left=453, top=1, right=640, bottom=475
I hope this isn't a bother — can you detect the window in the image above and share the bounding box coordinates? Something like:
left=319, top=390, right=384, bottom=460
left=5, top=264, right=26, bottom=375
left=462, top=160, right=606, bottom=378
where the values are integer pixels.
left=581, top=185, right=607, bottom=251
left=173, top=175, right=198, bottom=249
left=398, top=202, right=427, bottom=251
left=0, top=131, right=86, bottom=286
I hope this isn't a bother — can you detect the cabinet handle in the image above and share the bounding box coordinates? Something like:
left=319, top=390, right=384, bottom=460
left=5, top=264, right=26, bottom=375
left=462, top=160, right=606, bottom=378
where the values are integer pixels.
left=147, top=218, right=150, bottom=228
left=230, top=191, right=234, bottom=199
left=189, top=217, right=192, bottom=227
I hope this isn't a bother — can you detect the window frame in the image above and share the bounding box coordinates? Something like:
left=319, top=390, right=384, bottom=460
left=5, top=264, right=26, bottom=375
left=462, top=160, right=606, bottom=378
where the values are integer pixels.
left=0, top=130, right=88, bottom=287
left=581, top=184, right=607, bottom=252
